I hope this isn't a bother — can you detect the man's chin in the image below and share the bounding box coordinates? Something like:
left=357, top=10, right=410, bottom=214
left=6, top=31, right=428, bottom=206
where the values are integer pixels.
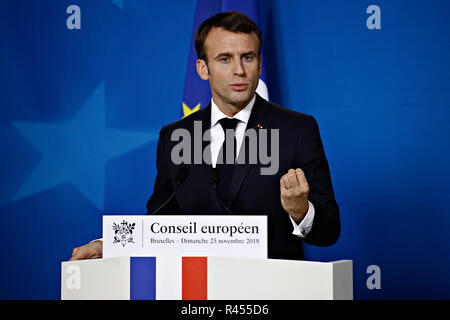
left=227, top=91, right=254, bottom=107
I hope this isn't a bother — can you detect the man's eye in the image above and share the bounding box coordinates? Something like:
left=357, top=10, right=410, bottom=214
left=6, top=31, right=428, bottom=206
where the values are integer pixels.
left=220, top=57, right=229, bottom=62
left=243, top=55, right=253, bottom=61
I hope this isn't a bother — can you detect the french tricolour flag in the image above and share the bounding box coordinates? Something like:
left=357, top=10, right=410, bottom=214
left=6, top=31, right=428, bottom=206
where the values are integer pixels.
left=130, top=257, right=208, bottom=300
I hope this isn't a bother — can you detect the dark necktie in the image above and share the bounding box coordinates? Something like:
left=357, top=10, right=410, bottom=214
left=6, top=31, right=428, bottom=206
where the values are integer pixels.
left=216, top=118, right=239, bottom=203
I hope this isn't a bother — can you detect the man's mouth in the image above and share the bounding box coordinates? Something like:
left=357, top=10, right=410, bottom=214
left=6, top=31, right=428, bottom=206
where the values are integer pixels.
left=229, top=83, right=249, bottom=91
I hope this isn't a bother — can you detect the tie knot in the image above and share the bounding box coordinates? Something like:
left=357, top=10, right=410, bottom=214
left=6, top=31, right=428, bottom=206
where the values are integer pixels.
left=219, top=118, right=239, bottom=131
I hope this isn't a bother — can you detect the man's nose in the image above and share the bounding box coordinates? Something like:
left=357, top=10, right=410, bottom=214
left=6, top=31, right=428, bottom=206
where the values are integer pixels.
left=232, top=60, right=245, bottom=76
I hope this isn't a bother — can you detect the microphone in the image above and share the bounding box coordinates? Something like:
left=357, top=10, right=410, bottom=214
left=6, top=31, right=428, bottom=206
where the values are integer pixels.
left=210, top=168, right=233, bottom=214
left=150, top=166, right=189, bottom=215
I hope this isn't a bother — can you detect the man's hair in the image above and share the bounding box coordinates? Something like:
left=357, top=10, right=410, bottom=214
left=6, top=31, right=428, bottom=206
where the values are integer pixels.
left=194, top=11, right=262, bottom=63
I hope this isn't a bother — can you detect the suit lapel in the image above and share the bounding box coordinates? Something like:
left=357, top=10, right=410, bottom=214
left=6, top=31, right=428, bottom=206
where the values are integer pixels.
left=226, top=94, right=273, bottom=208
left=194, top=104, right=212, bottom=169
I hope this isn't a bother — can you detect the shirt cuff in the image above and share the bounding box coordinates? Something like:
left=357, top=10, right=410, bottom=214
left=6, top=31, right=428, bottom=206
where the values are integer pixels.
left=289, top=201, right=315, bottom=238
left=90, top=238, right=103, bottom=243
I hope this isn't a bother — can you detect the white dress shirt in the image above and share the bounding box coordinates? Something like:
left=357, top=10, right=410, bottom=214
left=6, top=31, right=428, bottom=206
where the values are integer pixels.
left=210, top=95, right=315, bottom=238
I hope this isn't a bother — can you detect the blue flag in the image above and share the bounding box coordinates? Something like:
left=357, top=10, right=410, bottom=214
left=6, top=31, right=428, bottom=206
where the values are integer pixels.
left=181, top=0, right=269, bottom=118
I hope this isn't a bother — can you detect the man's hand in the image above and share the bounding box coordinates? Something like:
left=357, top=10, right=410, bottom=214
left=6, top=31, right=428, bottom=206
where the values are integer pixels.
left=280, top=168, right=310, bottom=223
left=70, top=240, right=103, bottom=261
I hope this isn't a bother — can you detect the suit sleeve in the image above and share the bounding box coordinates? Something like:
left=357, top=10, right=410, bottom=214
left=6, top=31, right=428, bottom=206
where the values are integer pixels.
left=296, top=116, right=340, bottom=246
left=146, top=126, right=180, bottom=214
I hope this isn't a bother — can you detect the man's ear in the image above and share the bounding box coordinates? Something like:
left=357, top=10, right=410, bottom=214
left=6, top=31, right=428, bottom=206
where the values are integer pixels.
left=196, top=59, right=209, bottom=80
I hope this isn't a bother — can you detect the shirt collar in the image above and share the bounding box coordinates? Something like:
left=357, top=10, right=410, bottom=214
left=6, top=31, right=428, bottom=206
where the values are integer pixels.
left=210, top=94, right=256, bottom=127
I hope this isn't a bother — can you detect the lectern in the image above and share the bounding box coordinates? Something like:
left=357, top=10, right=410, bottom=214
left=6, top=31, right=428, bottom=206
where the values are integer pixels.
left=61, top=256, right=353, bottom=300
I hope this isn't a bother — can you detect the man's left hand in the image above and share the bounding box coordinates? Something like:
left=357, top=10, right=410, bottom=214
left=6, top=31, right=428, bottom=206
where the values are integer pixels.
left=280, top=168, right=310, bottom=223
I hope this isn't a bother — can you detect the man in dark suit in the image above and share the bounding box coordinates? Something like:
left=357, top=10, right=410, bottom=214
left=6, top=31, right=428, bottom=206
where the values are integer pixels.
left=70, top=11, right=339, bottom=261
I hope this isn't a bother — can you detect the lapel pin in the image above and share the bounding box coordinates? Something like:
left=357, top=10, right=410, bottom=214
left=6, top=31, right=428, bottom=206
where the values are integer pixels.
left=257, top=124, right=263, bottom=129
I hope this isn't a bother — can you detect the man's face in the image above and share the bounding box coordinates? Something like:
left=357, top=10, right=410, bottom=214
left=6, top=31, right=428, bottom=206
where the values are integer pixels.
left=197, top=27, right=262, bottom=110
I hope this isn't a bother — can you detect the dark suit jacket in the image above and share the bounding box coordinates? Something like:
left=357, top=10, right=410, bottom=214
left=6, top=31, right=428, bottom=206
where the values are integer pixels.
left=147, top=94, right=340, bottom=260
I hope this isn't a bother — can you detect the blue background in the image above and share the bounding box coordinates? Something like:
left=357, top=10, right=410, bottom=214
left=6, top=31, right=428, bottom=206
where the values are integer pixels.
left=1, top=0, right=449, bottom=299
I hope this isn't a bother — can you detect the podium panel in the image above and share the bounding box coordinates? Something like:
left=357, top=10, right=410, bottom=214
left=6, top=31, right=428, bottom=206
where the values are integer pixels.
left=62, top=257, right=352, bottom=300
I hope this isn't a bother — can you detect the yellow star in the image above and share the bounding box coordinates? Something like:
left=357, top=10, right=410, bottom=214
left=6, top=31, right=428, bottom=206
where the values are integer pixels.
left=182, top=102, right=201, bottom=118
